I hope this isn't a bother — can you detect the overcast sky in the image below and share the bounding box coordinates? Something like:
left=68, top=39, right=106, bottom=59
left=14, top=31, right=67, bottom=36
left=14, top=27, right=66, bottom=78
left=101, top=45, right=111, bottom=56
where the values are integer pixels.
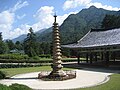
left=0, top=0, right=120, bottom=39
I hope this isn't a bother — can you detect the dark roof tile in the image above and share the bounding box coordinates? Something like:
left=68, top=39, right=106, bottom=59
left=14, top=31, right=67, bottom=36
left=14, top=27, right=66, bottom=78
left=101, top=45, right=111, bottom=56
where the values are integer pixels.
left=62, top=28, right=120, bottom=48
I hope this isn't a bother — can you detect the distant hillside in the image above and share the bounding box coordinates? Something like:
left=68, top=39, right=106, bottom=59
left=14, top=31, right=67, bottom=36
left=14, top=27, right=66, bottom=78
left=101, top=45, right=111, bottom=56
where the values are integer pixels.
left=37, top=6, right=120, bottom=44
left=12, top=28, right=46, bottom=43
left=36, top=27, right=52, bottom=42
left=13, top=6, right=120, bottom=44
left=12, top=34, right=26, bottom=43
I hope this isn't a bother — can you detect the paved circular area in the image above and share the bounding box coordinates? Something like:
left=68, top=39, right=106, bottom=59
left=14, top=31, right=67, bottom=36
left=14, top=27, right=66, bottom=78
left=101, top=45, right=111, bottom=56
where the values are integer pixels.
left=0, top=70, right=112, bottom=90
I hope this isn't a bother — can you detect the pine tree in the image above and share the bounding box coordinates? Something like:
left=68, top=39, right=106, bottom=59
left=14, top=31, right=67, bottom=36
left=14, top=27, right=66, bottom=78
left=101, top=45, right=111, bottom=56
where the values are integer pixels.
left=23, top=27, right=37, bottom=57
left=0, top=32, right=9, bottom=54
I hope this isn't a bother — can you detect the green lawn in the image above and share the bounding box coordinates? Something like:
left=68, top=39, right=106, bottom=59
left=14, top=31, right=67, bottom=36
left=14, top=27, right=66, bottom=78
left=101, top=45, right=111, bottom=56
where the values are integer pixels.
left=0, top=66, right=120, bottom=90
left=76, top=74, right=120, bottom=90
left=0, top=66, right=72, bottom=77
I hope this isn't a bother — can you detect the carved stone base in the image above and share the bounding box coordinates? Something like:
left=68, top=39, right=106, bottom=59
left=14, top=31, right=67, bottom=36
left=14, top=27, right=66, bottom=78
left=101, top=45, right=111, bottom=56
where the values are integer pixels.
left=38, top=70, right=76, bottom=81
left=48, top=70, right=67, bottom=77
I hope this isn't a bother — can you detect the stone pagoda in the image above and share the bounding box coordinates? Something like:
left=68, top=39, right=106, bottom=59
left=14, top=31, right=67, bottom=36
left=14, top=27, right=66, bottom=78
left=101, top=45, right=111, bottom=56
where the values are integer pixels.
left=38, top=15, right=76, bottom=80
left=49, top=14, right=67, bottom=77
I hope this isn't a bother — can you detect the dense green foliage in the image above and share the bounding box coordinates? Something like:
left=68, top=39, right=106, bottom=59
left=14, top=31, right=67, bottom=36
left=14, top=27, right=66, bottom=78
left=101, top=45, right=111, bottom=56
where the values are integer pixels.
left=6, top=40, right=15, bottom=50
left=0, top=41, right=9, bottom=54
left=15, top=41, right=23, bottom=50
left=23, top=28, right=52, bottom=57
left=0, top=33, right=9, bottom=54
left=0, top=55, right=77, bottom=65
left=0, top=84, right=32, bottom=90
left=102, top=14, right=120, bottom=29
left=9, top=84, right=32, bottom=90
left=0, top=54, right=29, bottom=60
left=0, top=84, right=11, bottom=90
left=0, top=71, right=6, bottom=79
left=0, top=63, right=49, bottom=69
left=23, top=27, right=37, bottom=57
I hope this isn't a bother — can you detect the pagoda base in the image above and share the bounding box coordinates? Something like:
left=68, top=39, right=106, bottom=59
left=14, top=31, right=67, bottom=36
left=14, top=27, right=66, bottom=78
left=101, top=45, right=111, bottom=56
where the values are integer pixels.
left=38, top=70, right=76, bottom=81
left=48, top=70, right=67, bottom=77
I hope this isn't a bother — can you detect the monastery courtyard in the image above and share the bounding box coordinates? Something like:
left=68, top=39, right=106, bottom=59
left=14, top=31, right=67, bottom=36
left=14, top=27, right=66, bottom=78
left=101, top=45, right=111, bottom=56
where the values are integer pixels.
left=0, top=64, right=120, bottom=90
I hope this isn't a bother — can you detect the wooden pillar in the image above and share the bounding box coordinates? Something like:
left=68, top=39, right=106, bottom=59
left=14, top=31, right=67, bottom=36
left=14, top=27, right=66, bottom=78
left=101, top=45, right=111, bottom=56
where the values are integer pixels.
left=90, top=53, right=93, bottom=64
left=101, top=52, right=104, bottom=61
left=113, top=52, right=116, bottom=62
left=105, top=51, right=109, bottom=67
left=95, top=53, right=97, bottom=62
left=86, top=53, right=89, bottom=63
left=77, top=54, right=80, bottom=64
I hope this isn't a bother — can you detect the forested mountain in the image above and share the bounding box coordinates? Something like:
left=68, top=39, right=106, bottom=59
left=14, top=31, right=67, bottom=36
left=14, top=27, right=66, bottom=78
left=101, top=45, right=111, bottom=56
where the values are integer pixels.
left=13, top=6, right=120, bottom=44
left=36, top=6, right=120, bottom=44
left=12, top=28, right=46, bottom=43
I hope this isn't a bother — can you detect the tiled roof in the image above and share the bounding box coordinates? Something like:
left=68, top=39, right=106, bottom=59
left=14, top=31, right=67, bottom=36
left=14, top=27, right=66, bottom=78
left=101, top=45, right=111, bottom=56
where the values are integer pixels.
left=62, top=28, right=120, bottom=48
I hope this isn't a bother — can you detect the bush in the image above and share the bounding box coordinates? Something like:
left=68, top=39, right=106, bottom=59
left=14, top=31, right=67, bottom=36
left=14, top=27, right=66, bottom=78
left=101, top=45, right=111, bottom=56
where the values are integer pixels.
left=0, top=71, right=6, bottom=79
left=30, top=56, right=40, bottom=60
left=0, top=84, right=11, bottom=90
left=39, top=54, right=51, bottom=58
left=0, top=63, right=48, bottom=69
left=9, top=83, right=32, bottom=90
left=0, top=54, right=29, bottom=60
left=0, top=83, right=32, bottom=90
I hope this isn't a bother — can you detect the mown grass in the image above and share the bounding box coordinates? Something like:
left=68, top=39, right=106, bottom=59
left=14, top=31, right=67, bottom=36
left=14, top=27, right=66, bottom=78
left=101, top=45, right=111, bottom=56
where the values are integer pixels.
left=0, top=66, right=73, bottom=77
left=75, top=73, right=120, bottom=90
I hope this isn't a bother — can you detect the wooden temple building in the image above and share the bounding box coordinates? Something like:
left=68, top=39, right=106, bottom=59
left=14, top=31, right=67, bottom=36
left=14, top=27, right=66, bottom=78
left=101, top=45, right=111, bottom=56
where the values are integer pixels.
left=62, top=28, right=120, bottom=67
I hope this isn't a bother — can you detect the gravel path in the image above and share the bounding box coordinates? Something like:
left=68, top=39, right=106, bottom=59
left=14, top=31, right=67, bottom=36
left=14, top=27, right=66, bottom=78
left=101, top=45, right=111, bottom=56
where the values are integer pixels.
left=0, top=69, right=112, bottom=90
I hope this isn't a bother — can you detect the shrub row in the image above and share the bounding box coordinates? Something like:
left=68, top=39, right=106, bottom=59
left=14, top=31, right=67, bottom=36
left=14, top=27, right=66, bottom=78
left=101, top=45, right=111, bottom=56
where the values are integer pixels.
left=39, top=54, right=51, bottom=58
left=0, top=54, right=29, bottom=60
left=0, top=54, right=52, bottom=60
left=0, top=59, right=52, bottom=63
left=0, top=83, right=32, bottom=90
left=0, top=63, right=50, bottom=69
left=0, top=59, right=77, bottom=63
left=0, top=71, right=6, bottom=79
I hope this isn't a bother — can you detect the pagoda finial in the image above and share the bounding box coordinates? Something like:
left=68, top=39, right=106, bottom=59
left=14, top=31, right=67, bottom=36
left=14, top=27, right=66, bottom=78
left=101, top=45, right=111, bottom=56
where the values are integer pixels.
left=54, top=13, right=57, bottom=23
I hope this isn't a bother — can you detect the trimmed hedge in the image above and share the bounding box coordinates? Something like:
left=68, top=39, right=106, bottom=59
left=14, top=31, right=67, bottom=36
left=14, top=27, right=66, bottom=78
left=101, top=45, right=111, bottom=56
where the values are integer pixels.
left=0, top=59, right=77, bottom=63
left=0, top=84, right=10, bottom=90
left=9, top=83, right=32, bottom=90
left=0, top=54, right=29, bottom=60
left=0, top=63, right=50, bottom=69
left=39, top=54, right=51, bottom=58
left=0, top=54, right=77, bottom=64
left=0, top=84, right=32, bottom=90
left=0, top=71, right=6, bottom=79
left=0, top=59, right=52, bottom=63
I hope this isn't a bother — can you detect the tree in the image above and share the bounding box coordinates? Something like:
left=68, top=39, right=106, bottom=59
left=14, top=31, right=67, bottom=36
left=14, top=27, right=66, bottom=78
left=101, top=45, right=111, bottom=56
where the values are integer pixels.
left=40, top=42, right=51, bottom=54
left=0, top=32, right=9, bottom=54
left=5, top=40, right=15, bottom=50
left=23, top=27, right=37, bottom=57
left=0, top=32, right=2, bottom=41
left=15, top=41, right=23, bottom=50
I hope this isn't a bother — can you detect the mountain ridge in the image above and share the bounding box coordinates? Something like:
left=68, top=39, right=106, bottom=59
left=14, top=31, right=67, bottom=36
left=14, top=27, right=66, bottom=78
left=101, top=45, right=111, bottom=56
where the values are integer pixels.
left=12, top=6, right=120, bottom=44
